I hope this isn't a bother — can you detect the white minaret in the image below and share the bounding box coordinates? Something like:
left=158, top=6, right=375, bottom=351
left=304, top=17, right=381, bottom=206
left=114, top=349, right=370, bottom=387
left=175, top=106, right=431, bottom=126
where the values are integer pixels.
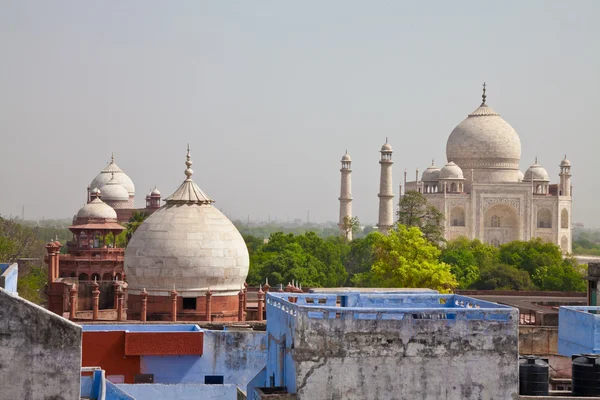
left=559, top=155, right=572, bottom=197
left=377, top=139, right=394, bottom=233
left=338, top=151, right=353, bottom=240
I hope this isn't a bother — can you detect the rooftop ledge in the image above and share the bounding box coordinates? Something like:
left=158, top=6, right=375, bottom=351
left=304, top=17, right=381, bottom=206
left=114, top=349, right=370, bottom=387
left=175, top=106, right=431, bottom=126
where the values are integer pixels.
left=266, top=292, right=516, bottom=322
left=81, top=324, right=202, bottom=332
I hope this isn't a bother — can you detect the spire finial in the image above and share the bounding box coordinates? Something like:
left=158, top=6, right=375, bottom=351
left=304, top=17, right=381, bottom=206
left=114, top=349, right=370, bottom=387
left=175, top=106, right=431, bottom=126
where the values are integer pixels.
left=535, top=156, right=538, bottom=164
left=564, top=154, right=567, bottom=160
left=481, top=82, right=487, bottom=106
left=385, top=137, right=388, bottom=144
left=184, top=144, right=193, bottom=180
left=431, top=158, right=435, bottom=166
left=111, top=152, right=114, bottom=163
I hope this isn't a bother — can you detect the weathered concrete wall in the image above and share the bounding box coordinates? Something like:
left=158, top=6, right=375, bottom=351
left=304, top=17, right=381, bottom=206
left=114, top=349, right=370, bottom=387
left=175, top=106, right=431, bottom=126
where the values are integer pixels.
left=292, top=314, right=519, bottom=400
left=520, top=326, right=558, bottom=355
left=117, top=383, right=238, bottom=399
left=0, top=287, right=82, bottom=400
left=265, top=293, right=518, bottom=400
left=141, top=330, right=266, bottom=389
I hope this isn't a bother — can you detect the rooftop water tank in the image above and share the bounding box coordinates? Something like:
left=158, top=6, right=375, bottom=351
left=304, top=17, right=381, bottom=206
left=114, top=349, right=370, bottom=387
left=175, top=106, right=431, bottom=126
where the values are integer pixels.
left=572, top=354, right=600, bottom=396
left=519, top=356, right=549, bottom=396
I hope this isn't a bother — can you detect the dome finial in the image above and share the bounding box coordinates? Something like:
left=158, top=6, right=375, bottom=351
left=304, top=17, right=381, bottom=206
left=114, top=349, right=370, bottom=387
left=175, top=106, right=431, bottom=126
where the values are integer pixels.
left=481, top=82, right=487, bottom=106
left=535, top=156, right=538, bottom=164
left=185, top=144, right=193, bottom=180
left=431, top=158, right=435, bottom=166
left=385, top=137, right=388, bottom=144
left=111, top=152, right=114, bottom=163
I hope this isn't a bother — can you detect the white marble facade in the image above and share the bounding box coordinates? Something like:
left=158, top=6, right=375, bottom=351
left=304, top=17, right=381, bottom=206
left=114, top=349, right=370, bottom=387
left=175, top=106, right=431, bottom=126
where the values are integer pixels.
left=403, top=87, right=573, bottom=253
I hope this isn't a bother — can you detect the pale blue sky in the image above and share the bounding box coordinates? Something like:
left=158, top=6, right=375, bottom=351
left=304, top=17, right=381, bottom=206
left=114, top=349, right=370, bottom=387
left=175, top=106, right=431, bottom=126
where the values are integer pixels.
left=1, top=1, right=599, bottom=225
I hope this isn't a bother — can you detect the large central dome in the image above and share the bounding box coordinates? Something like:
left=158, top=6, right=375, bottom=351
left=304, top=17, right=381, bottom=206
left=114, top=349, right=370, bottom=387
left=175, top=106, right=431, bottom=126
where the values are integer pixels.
left=446, top=88, right=521, bottom=183
left=124, top=147, right=249, bottom=296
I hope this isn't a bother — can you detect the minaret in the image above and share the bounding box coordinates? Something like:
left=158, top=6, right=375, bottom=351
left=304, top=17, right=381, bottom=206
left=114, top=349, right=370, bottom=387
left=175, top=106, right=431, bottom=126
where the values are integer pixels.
left=377, top=139, right=394, bottom=233
left=338, top=151, right=353, bottom=240
left=559, top=155, right=572, bottom=197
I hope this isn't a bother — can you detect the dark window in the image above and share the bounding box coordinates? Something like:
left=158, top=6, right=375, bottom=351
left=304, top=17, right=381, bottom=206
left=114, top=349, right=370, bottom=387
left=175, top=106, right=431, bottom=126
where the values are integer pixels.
left=183, top=297, right=197, bottom=310
left=134, top=374, right=154, bottom=383
left=205, top=375, right=224, bottom=385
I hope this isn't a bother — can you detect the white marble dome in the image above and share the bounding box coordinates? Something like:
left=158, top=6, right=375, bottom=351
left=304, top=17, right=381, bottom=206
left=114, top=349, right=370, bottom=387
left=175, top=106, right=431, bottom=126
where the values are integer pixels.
left=341, top=152, right=352, bottom=162
left=439, top=161, right=464, bottom=180
left=518, top=170, right=525, bottom=182
left=125, top=148, right=249, bottom=296
left=381, top=141, right=392, bottom=151
left=76, top=198, right=117, bottom=220
left=561, top=156, right=571, bottom=167
left=524, top=160, right=549, bottom=181
left=422, top=163, right=441, bottom=182
left=100, top=175, right=130, bottom=201
left=446, top=101, right=521, bottom=171
left=90, top=155, right=135, bottom=196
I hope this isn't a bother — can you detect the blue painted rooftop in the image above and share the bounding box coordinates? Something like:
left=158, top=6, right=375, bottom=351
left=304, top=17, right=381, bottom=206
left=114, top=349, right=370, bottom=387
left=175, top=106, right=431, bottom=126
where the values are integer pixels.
left=81, top=324, right=202, bottom=332
left=0, top=263, right=10, bottom=274
left=267, top=292, right=514, bottom=321
left=558, top=306, right=600, bottom=356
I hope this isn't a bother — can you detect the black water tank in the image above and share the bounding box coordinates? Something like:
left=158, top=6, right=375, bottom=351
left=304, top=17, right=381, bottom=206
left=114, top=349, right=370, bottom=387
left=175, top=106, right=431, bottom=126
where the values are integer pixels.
left=519, top=356, right=549, bottom=396
left=572, top=354, right=600, bottom=396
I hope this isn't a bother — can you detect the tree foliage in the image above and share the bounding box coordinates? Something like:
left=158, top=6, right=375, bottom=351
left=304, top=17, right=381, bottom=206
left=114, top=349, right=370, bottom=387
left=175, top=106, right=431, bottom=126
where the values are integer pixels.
left=246, top=232, right=348, bottom=288
left=340, top=216, right=360, bottom=240
left=126, top=211, right=149, bottom=242
left=440, top=237, right=498, bottom=289
left=397, top=191, right=445, bottom=243
left=354, top=226, right=457, bottom=292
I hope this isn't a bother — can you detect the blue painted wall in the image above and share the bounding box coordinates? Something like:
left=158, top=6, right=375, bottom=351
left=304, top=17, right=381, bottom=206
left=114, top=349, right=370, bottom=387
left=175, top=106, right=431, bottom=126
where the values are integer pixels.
left=0, top=263, right=18, bottom=295
left=117, top=383, right=237, bottom=399
left=140, top=330, right=266, bottom=390
left=263, top=292, right=516, bottom=394
left=559, top=306, right=600, bottom=356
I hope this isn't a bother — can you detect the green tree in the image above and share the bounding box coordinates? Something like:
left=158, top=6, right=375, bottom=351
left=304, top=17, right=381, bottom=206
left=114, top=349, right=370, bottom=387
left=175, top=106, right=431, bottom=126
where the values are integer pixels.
left=126, top=211, right=149, bottom=242
left=356, top=226, right=457, bottom=292
left=441, top=237, right=499, bottom=289
left=246, top=232, right=347, bottom=288
left=472, top=263, right=534, bottom=291
left=499, top=239, right=585, bottom=291
left=340, top=216, right=360, bottom=240
left=397, top=191, right=445, bottom=243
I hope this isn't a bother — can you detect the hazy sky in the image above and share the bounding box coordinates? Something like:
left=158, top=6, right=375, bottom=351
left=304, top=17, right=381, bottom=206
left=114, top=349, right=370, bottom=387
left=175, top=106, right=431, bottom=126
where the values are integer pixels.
left=1, top=1, right=599, bottom=226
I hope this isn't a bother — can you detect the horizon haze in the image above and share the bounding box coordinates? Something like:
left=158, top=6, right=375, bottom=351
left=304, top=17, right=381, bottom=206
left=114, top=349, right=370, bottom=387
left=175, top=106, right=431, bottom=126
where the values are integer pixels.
left=1, top=1, right=599, bottom=226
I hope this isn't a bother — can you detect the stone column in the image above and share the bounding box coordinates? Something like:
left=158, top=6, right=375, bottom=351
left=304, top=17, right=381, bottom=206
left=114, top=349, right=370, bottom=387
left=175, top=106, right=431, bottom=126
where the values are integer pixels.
left=338, top=152, right=353, bottom=240
left=257, top=285, right=265, bottom=322
left=205, top=289, right=212, bottom=322
left=116, top=286, right=124, bottom=321
left=170, top=289, right=178, bottom=322
left=243, top=282, right=248, bottom=313
left=377, top=141, right=394, bottom=233
left=69, top=284, right=78, bottom=320
left=140, top=288, right=148, bottom=322
left=112, top=280, right=120, bottom=309
left=238, top=289, right=245, bottom=322
left=91, top=280, right=100, bottom=320
left=263, top=278, right=270, bottom=293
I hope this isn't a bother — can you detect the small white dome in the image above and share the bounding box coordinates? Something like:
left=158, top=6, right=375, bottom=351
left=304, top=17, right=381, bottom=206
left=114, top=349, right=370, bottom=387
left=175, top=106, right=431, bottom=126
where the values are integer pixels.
left=561, top=156, right=571, bottom=167
left=90, top=155, right=135, bottom=196
left=341, top=152, right=351, bottom=162
left=524, top=160, right=549, bottom=181
left=439, top=161, right=464, bottom=180
left=151, top=188, right=161, bottom=196
left=422, top=163, right=441, bottom=182
left=91, top=187, right=101, bottom=194
left=100, top=175, right=130, bottom=201
left=77, top=198, right=117, bottom=220
left=518, top=171, right=525, bottom=182
left=381, top=141, right=393, bottom=151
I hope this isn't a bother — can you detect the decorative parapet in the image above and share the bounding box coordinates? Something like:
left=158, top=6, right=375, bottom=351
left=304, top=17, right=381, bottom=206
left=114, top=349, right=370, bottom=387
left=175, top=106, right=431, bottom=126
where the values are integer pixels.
left=266, top=292, right=515, bottom=323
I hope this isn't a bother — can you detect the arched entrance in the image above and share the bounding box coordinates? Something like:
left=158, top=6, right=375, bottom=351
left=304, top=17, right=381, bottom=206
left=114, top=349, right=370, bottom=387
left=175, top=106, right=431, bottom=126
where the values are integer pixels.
left=484, top=204, right=520, bottom=245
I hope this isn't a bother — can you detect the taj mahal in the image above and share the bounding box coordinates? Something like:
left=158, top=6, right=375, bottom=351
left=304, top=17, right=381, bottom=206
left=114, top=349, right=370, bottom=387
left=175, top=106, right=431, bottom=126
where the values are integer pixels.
left=338, top=84, right=573, bottom=253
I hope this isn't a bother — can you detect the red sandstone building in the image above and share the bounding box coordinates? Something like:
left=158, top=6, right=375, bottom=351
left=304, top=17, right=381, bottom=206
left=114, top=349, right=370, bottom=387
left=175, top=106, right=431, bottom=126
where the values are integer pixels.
left=46, top=148, right=255, bottom=323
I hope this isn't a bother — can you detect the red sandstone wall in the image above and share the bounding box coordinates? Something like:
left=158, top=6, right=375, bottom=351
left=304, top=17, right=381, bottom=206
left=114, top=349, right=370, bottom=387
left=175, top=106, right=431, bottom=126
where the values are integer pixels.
left=124, top=332, right=203, bottom=356
left=82, top=331, right=140, bottom=383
